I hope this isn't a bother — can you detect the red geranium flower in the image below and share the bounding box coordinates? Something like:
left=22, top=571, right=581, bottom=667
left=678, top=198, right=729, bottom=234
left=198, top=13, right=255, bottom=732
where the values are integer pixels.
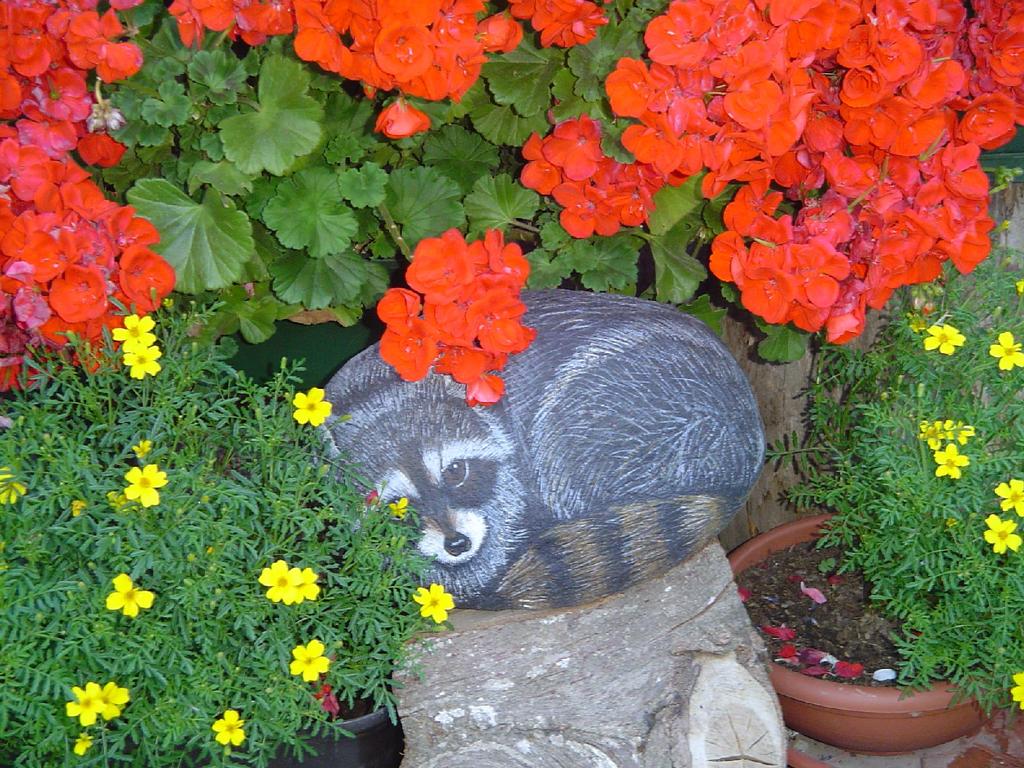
left=48, top=264, right=108, bottom=323
left=374, top=98, right=431, bottom=139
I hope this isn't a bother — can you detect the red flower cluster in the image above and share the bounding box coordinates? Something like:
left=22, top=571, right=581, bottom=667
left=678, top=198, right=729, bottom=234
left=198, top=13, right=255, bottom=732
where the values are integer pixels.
left=170, top=0, right=523, bottom=139
left=0, top=132, right=175, bottom=390
left=528, top=0, right=1022, bottom=343
left=168, top=0, right=296, bottom=47
left=964, top=0, right=1024, bottom=132
left=507, top=0, right=607, bottom=48
left=2, top=0, right=139, bottom=167
left=520, top=115, right=667, bottom=237
left=377, top=229, right=535, bottom=406
left=0, top=1, right=173, bottom=390
left=293, top=0, right=491, bottom=105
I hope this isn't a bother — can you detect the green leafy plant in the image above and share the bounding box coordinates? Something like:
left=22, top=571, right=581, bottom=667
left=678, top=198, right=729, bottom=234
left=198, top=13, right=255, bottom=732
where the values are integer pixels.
left=0, top=305, right=434, bottom=767
left=90, top=0, right=735, bottom=349
left=782, top=250, right=1024, bottom=712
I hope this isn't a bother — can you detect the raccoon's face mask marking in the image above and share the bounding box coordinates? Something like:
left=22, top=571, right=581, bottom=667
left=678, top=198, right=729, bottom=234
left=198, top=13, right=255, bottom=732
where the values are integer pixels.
left=325, top=374, right=528, bottom=601
left=382, top=452, right=496, bottom=564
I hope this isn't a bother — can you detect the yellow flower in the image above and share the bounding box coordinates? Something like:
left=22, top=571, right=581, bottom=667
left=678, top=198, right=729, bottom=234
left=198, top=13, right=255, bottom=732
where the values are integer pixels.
left=984, top=514, right=1022, bottom=554
left=123, top=464, right=167, bottom=508
left=906, top=313, right=927, bottom=333
left=0, top=466, right=26, bottom=505
left=297, top=567, right=320, bottom=602
left=123, top=344, right=162, bottom=379
left=67, top=683, right=105, bottom=726
left=258, top=560, right=303, bottom=604
left=292, top=388, right=332, bottom=427
left=106, top=491, right=130, bottom=511
left=99, top=682, right=130, bottom=720
left=945, top=517, right=958, bottom=527
left=923, top=324, right=965, bottom=355
left=289, top=639, right=331, bottom=682
left=1016, top=279, right=1024, bottom=296
left=132, top=439, right=152, bottom=459
left=413, top=583, right=455, bottom=624
left=388, top=497, right=409, bottom=519
left=996, top=479, right=1024, bottom=516
left=71, top=499, right=86, bottom=517
left=105, top=573, right=155, bottom=618
left=955, top=424, right=975, bottom=445
left=112, top=314, right=157, bottom=351
left=1012, top=672, right=1024, bottom=709
left=66, top=681, right=128, bottom=726
left=989, top=331, right=1024, bottom=371
left=933, top=443, right=969, bottom=480
left=918, top=420, right=946, bottom=450
left=212, top=710, right=246, bottom=746
left=73, top=732, right=93, bottom=756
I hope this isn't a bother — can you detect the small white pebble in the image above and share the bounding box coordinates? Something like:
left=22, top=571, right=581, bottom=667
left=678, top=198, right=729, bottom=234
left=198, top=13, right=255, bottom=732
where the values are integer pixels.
left=873, top=668, right=897, bottom=682
left=821, top=654, right=838, bottom=666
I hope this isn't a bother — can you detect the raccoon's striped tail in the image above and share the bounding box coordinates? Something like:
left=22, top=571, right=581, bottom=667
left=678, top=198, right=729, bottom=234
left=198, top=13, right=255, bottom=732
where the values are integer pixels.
left=494, top=494, right=726, bottom=610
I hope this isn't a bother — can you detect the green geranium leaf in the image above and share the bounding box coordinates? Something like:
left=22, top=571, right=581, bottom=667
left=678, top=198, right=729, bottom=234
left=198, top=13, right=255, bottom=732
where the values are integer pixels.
left=232, top=293, right=287, bottom=344
left=262, top=168, right=358, bottom=258
left=141, top=81, right=191, bottom=128
left=647, top=174, right=705, bottom=237
left=188, top=50, right=248, bottom=106
left=567, top=21, right=644, bottom=102
left=422, top=125, right=499, bottom=193
left=483, top=40, right=564, bottom=117
left=758, top=323, right=809, bottom=363
left=270, top=250, right=386, bottom=309
left=219, top=55, right=323, bottom=176
left=550, top=69, right=610, bottom=122
left=525, top=249, right=573, bottom=289
left=385, top=167, right=464, bottom=247
left=539, top=218, right=571, bottom=251
left=649, top=220, right=706, bottom=305
left=681, top=294, right=726, bottom=335
left=199, top=133, right=225, bottom=162
left=600, top=119, right=635, bottom=163
left=703, top=184, right=737, bottom=236
left=338, top=163, right=387, bottom=209
left=566, top=233, right=641, bottom=292
left=465, top=94, right=549, bottom=146
left=465, top=174, right=539, bottom=236
left=127, top=179, right=254, bottom=293
left=139, top=19, right=190, bottom=76
left=188, top=160, right=255, bottom=197
left=325, top=134, right=366, bottom=165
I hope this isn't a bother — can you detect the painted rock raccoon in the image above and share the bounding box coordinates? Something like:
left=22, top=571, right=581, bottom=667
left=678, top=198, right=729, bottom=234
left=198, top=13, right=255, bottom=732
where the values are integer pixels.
left=322, top=289, right=765, bottom=610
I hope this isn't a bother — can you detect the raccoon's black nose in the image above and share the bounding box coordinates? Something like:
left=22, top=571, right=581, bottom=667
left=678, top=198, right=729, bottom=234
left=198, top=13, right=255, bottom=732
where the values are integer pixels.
left=444, top=533, right=471, bottom=556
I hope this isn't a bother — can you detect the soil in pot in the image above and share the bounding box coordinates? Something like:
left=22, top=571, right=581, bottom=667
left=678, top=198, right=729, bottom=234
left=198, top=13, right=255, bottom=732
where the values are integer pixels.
left=730, top=515, right=987, bottom=754
left=736, top=539, right=902, bottom=684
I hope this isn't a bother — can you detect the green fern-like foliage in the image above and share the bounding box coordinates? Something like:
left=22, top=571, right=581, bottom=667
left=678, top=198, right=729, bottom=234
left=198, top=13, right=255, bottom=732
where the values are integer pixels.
left=790, top=250, right=1024, bottom=713
left=0, top=306, right=430, bottom=767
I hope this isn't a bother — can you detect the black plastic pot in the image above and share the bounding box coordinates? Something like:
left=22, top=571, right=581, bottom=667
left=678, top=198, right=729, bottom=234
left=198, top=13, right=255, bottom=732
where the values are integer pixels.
left=269, top=709, right=403, bottom=768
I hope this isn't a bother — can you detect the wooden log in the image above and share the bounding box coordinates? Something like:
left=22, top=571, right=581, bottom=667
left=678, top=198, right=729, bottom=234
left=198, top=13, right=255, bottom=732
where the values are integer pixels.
left=397, top=540, right=785, bottom=768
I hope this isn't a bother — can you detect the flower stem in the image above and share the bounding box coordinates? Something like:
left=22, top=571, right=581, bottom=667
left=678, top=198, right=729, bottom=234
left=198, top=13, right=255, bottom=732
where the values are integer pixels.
left=510, top=219, right=540, bottom=234
left=377, top=204, right=412, bottom=261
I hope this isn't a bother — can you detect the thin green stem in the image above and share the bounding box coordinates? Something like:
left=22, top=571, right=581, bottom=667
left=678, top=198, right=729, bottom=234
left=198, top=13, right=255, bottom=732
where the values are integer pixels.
left=376, top=204, right=412, bottom=260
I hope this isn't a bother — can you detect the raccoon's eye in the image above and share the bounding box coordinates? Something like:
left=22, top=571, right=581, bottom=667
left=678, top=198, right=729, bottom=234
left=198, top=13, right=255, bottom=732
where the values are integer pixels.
left=441, top=460, right=469, bottom=488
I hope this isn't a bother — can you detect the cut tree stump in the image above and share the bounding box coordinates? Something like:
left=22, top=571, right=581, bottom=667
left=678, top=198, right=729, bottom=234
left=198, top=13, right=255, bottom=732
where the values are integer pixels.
left=397, top=540, right=784, bottom=768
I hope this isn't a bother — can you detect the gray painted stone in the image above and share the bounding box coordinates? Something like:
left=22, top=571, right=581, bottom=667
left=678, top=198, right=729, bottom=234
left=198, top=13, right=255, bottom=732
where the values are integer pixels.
left=397, top=540, right=784, bottom=768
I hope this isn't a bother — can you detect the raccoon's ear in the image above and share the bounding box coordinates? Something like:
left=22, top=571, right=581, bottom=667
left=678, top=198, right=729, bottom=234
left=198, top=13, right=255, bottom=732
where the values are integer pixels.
left=323, top=345, right=397, bottom=406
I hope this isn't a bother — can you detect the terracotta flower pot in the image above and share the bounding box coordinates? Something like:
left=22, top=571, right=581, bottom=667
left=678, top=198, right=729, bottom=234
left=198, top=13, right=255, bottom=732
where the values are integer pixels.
left=728, top=514, right=986, bottom=755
